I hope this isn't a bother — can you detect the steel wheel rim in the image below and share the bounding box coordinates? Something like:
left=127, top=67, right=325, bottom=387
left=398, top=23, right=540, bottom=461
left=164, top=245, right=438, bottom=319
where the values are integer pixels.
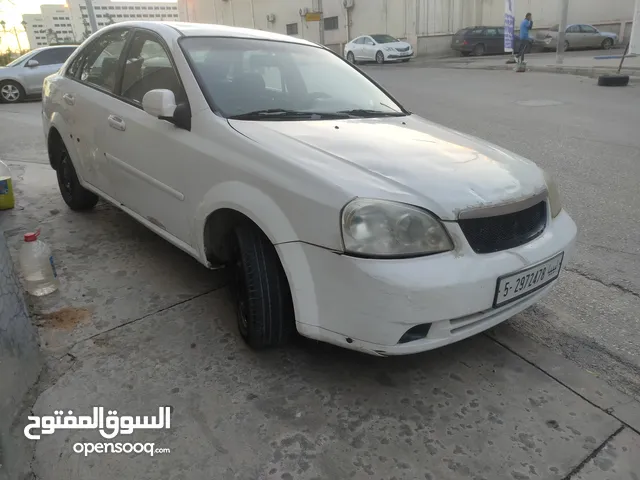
left=603, top=39, right=613, bottom=49
left=60, top=153, right=73, bottom=195
left=1, top=84, right=19, bottom=102
left=347, top=52, right=354, bottom=63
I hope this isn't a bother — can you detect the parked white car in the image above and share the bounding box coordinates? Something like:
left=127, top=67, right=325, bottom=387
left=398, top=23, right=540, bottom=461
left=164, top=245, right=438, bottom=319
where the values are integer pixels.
left=0, top=45, right=77, bottom=103
left=344, top=34, right=413, bottom=64
left=42, top=22, right=577, bottom=356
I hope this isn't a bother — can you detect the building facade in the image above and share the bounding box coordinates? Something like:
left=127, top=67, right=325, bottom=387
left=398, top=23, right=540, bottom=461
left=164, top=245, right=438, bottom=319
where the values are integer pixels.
left=23, top=0, right=180, bottom=48
left=178, top=0, right=636, bottom=56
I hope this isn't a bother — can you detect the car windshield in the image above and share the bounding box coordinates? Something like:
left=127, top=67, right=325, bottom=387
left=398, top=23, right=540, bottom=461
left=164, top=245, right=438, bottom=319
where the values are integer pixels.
left=371, top=34, right=399, bottom=44
left=6, top=51, right=34, bottom=67
left=180, top=37, right=405, bottom=120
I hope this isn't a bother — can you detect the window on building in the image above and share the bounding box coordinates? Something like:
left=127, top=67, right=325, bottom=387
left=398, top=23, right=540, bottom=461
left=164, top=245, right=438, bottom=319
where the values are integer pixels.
left=324, top=16, right=338, bottom=31
left=286, top=23, right=298, bottom=35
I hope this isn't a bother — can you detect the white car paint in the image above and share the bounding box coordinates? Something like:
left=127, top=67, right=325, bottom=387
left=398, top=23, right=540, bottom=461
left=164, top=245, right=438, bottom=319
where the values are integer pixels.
left=42, top=21, right=577, bottom=356
left=344, top=34, right=414, bottom=63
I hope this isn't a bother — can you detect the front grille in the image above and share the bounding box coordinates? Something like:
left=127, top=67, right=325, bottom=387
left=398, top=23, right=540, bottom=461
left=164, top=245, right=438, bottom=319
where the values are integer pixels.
left=396, top=46, right=410, bottom=52
left=458, top=201, right=547, bottom=254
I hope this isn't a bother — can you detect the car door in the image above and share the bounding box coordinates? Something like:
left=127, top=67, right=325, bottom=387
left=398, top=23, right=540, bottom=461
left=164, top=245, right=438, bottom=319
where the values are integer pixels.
left=353, top=37, right=365, bottom=59
left=362, top=37, right=377, bottom=60
left=484, top=28, right=502, bottom=53
left=101, top=29, right=193, bottom=245
left=23, top=47, right=73, bottom=94
left=579, top=24, right=600, bottom=48
left=565, top=25, right=583, bottom=48
left=62, top=29, right=132, bottom=199
left=467, top=28, right=486, bottom=53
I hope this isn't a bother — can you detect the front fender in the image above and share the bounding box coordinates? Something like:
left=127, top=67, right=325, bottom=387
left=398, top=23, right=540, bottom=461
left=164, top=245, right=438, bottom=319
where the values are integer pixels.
left=193, top=181, right=302, bottom=262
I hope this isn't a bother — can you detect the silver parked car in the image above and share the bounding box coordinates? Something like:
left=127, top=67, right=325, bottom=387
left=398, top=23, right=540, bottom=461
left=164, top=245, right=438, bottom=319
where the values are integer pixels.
left=536, top=24, right=618, bottom=51
left=0, top=45, right=78, bottom=103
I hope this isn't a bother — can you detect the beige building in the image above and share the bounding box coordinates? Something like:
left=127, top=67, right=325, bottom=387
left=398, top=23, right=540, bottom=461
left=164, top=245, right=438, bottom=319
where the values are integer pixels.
left=177, top=0, right=636, bottom=56
left=23, top=5, right=77, bottom=49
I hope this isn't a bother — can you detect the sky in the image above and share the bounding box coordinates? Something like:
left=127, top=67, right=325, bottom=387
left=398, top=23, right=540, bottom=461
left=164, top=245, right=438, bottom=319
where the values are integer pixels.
left=1, top=0, right=176, bottom=50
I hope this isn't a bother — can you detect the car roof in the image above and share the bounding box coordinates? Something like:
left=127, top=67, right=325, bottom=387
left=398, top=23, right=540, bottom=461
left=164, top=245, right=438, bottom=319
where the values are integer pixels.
left=100, top=21, right=317, bottom=47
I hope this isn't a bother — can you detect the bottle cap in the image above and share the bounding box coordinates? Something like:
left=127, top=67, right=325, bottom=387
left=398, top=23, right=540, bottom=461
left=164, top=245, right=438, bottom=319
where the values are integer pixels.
left=24, top=229, right=40, bottom=242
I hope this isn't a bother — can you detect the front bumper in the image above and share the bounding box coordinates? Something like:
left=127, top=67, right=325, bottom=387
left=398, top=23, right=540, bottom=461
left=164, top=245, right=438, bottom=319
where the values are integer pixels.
left=384, top=50, right=413, bottom=60
left=277, top=209, right=577, bottom=356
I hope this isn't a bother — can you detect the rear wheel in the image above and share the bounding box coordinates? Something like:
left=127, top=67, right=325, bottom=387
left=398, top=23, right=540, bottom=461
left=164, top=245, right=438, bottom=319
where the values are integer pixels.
left=0, top=80, right=24, bottom=104
left=601, top=38, right=614, bottom=49
left=375, top=51, right=385, bottom=64
left=228, top=223, right=295, bottom=349
left=55, top=144, right=99, bottom=211
left=346, top=51, right=356, bottom=64
left=472, top=43, right=485, bottom=56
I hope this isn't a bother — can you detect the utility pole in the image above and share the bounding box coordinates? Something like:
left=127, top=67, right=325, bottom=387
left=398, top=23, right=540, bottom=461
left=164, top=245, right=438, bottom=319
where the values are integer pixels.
left=555, top=0, right=569, bottom=64
left=318, top=0, right=324, bottom=45
left=85, top=0, right=98, bottom=33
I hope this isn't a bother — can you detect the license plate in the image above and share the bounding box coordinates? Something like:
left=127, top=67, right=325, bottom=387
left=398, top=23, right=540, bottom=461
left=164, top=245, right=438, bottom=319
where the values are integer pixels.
left=493, top=252, right=564, bottom=308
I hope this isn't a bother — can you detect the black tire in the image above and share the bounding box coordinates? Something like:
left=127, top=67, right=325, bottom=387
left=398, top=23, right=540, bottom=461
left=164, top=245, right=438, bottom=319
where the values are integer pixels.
left=375, top=50, right=385, bottom=64
left=56, top=145, right=99, bottom=211
left=0, top=80, right=25, bottom=104
left=460, top=51, right=471, bottom=57
left=229, top=223, right=295, bottom=349
left=472, top=43, right=485, bottom=56
left=346, top=51, right=356, bottom=64
left=598, top=74, right=630, bottom=87
left=601, top=38, right=614, bottom=50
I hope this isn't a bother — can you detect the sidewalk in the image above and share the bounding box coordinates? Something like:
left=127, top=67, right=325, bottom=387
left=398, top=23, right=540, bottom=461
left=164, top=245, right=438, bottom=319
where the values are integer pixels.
left=411, top=49, right=640, bottom=79
left=2, top=161, right=640, bottom=479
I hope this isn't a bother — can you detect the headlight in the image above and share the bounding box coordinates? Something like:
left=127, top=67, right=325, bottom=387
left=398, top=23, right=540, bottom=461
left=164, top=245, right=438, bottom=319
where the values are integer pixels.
left=341, top=199, right=454, bottom=258
left=544, top=171, right=562, bottom=218
left=383, top=47, right=394, bottom=52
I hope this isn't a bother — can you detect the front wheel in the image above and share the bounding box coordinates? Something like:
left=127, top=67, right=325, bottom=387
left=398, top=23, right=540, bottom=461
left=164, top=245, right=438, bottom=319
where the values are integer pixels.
left=56, top=145, right=99, bottom=211
left=375, top=51, right=385, bottom=64
left=601, top=38, right=614, bottom=50
left=0, top=80, right=25, bottom=104
left=228, top=223, right=295, bottom=349
left=346, top=51, right=356, bottom=64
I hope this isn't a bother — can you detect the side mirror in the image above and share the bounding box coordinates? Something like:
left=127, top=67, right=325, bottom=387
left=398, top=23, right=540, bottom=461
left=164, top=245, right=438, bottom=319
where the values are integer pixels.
left=142, top=89, right=191, bottom=131
left=26, top=59, right=39, bottom=67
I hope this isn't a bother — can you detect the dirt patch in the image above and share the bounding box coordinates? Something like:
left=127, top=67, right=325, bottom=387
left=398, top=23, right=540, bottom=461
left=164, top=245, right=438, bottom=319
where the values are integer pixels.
left=35, top=307, right=91, bottom=330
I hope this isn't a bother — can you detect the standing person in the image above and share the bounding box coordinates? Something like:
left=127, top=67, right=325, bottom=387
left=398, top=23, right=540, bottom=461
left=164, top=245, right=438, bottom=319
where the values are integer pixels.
left=517, top=13, right=534, bottom=63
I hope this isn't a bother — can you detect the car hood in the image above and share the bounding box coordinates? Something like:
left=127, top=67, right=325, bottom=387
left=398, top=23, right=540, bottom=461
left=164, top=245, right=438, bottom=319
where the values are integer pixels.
left=228, top=115, right=546, bottom=221
left=381, top=41, right=411, bottom=50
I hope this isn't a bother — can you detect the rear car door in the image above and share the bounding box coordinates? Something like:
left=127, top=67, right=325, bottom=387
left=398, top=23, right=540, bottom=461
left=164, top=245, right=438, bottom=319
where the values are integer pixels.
left=63, top=29, right=131, bottom=199
left=102, top=29, right=193, bottom=244
left=23, top=47, right=75, bottom=94
left=467, top=28, right=487, bottom=54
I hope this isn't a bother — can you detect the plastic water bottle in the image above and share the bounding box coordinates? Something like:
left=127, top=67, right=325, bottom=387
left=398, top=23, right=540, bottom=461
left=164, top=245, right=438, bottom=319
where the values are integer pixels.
left=0, top=160, right=15, bottom=210
left=19, top=230, right=59, bottom=296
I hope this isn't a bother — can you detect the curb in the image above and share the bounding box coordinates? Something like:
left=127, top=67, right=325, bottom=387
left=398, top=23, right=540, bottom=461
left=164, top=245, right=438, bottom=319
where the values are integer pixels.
left=424, top=62, right=640, bottom=79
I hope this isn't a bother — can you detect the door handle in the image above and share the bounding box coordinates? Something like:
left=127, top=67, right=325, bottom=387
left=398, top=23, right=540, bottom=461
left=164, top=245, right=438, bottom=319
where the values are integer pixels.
left=108, top=115, right=126, bottom=131
left=62, top=93, right=75, bottom=105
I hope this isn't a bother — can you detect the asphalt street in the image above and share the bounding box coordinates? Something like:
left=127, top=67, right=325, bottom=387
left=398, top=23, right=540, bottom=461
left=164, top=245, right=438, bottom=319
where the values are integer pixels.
left=363, top=64, right=640, bottom=399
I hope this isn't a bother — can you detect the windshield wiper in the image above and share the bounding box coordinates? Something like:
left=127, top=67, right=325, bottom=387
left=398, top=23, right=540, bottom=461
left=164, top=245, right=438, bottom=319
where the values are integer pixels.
left=337, top=109, right=406, bottom=118
left=228, top=109, right=350, bottom=120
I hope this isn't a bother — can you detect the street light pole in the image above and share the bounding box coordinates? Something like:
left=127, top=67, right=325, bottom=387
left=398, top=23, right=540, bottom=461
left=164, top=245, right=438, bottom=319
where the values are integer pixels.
left=85, top=0, right=98, bottom=33
left=555, top=0, right=569, bottom=64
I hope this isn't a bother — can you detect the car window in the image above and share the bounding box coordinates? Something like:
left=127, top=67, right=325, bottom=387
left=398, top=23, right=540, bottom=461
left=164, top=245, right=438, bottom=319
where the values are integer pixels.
left=5, top=51, right=34, bottom=67
left=497, top=27, right=505, bottom=35
left=31, top=47, right=75, bottom=66
left=370, top=34, right=398, bottom=44
left=485, top=28, right=499, bottom=37
left=580, top=25, right=598, bottom=34
left=455, top=28, right=469, bottom=36
left=470, top=28, right=485, bottom=35
left=180, top=37, right=404, bottom=119
left=567, top=25, right=581, bottom=33
left=120, top=31, right=184, bottom=105
left=354, top=37, right=365, bottom=45
left=364, top=37, right=375, bottom=45
left=78, top=29, right=129, bottom=93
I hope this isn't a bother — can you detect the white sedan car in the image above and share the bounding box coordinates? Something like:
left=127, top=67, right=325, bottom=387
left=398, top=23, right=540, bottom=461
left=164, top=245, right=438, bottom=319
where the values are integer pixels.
left=344, top=34, right=414, bottom=64
left=42, top=22, right=577, bottom=356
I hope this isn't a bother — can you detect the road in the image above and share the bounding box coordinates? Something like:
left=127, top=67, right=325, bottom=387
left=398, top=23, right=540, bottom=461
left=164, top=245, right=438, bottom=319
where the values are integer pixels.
left=1, top=66, right=640, bottom=479
left=364, top=64, right=640, bottom=399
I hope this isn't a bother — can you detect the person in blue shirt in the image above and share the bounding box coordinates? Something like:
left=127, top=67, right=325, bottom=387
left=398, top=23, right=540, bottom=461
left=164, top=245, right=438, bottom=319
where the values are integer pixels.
left=517, top=13, right=534, bottom=63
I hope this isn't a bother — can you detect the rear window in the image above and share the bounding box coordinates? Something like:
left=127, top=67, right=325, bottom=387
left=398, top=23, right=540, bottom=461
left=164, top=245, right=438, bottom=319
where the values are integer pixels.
left=455, top=29, right=469, bottom=36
